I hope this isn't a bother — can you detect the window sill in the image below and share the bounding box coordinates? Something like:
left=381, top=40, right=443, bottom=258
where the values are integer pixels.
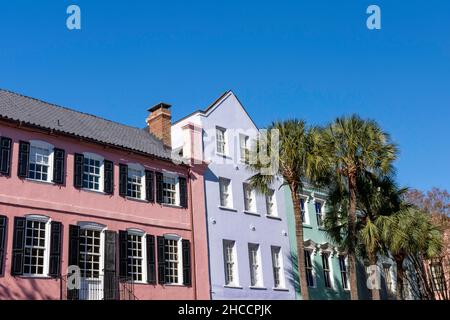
left=126, top=197, right=148, bottom=203
left=244, top=210, right=260, bottom=216
left=265, top=214, right=281, bottom=220
left=25, top=178, right=54, bottom=185
left=302, top=224, right=313, bottom=229
left=224, top=285, right=243, bottom=290
left=162, top=203, right=183, bottom=209
left=163, top=283, right=185, bottom=287
left=318, top=227, right=326, bottom=231
left=81, top=188, right=106, bottom=195
left=218, top=206, right=238, bottom=212
left=249, top=286, right=267, bottom=290
left=273, top=287, right=289, bottom=292
left=19, top=275, right=53, bottom=279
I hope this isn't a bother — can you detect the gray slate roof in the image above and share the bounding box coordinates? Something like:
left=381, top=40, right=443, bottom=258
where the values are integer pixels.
left=0, top=89, right=172, bottom=160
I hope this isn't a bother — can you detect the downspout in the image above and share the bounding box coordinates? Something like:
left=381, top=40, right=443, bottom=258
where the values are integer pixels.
left=188, top=166, right=198, bottom=300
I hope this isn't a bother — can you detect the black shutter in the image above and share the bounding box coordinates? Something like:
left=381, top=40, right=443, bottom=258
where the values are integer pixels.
left=0, top=215, right=7, bottom=275
left=145, top=170, right=155, bottom=202
left=0, top=137, right=12, bottom=176
left=73, top=153, right=84, bottom=188
left=119, top=164, right=128, bottom=197
left=157, top=236, right=165, bottom=284
left=11, top=217, right=26, bottom=275
left=155, top=172, right=163, bottom=204
left=67, top=225, right=80, bottom=300
left=104, top=230, right=117, bottom=300
left=52, top=148, right=65, bottom=185
left=179, top=177, right=188, bottom=208
left=119, top=230, right=128, bottom=279
left=182, top=239, right=192, bottom=286
left=49, top=221, right=62, bottom=277
left=104, top=160, right=114, bottom=195
left=17, top=141, right=30, bottom=178
left=146, top=234, right=156, bottom=284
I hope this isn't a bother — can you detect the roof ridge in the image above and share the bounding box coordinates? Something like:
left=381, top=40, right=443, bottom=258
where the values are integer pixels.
left=0, top=88, right=147, bottom=133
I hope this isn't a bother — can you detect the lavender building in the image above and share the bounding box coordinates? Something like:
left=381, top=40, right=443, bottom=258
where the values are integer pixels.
left=172, top=91, right=296, bottom=299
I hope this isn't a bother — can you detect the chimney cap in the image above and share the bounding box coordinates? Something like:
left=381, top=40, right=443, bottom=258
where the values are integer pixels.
left=148, top=102, right=172, bottom=112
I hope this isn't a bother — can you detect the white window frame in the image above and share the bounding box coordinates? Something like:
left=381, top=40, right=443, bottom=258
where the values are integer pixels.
left=271, top=246, right=286, bottom=289
left=164, top=234, right=183, bottom=285
left=314, top=199, right=325, bottom=228
left=78, top=222, right=106, bottom=280
left=23, top=214, right=51, bottom=277
left=304, top=249, right=315, bottom=288
left=27, top=140, right=54, bottom=183
left=299, top=194, right=310, bottom=225
left=339, top=255, right=351, bottom=291
left=243, top=183, right=257, bottom=213
left=223, top=239, right=239, bottom=287
left=162, top=173, right=180, bottom=206
left=82, top=152, right=104, bottom=192
left=219, top=177, right=233, bottom=209
left=266, top=189, right=278, bottom=217
left=321, top=252, right=333, bottom=289
left=126, top=163, right=146, bottom=201
left=248, top=243, right=263, bottom=288
left=216, top=126, right=227, bottom=156
left=126, top=228, right=147, bottom=283
left=239, top=134, right=250, bottom=163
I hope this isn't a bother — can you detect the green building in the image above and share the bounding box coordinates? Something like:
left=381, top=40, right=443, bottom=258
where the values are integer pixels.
left=284, top=185, right=351, bottom=300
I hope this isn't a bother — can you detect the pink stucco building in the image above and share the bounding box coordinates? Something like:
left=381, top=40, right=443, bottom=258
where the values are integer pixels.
left=0, top=89, right=210, bottom=300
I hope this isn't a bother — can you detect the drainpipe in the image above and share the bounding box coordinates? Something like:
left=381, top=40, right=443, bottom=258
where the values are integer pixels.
left=188, top=167, right=198, bottom=300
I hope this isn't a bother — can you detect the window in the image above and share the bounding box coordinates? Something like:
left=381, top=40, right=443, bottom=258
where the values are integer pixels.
left=430, top=261, right=445, bottom=292
left=219, top=178, right=232, bottom=208
left=79, top=229, right=101, bottom=278
left=322, top=253, right=332, bottom=288
left=243, top=183, right=256, bottom=212
left=339, top=256, right=350, bottom=290
left=83, top=155, right=102, bottom=191
left=163, top=175, right=178, bottom=205
left=315, top=201, right=324, bottom=228
left=127, top=166, right=145, bottom=200
left=23, top=218, right=50, bottom=276
left=223, top=240, right=238, bottom=286
left=239, top=134, right=249, bottom=163
left=383, top=264, right=393, bottom=293
left=266, top=189, right=277, bottom=216
left=216, top=127, right=226, bottom=155
left=300, top=198, right=306, bottom=223
left=304, top=250, right=314, bottom=287
left=271, top=246, right=285, bottom=288
left=248, top=243, right=263, bottom=287
left=127, top=233, right=145, bottom=282
left=28, top=141, right=53, bottom=182
left=164, top=237, right=181, bottom=284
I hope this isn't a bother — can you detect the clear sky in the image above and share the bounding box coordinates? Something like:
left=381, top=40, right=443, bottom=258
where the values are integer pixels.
left=0, top=0, right=449, bottom=191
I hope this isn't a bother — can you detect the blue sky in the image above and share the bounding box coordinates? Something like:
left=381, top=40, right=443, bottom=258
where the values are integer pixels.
left=0, top=0, right=449, bottom=191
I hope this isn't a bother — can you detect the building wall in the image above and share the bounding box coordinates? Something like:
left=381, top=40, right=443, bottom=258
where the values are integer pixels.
left=0, top=122, right=210, bottom=300
left=284, top=185, right=351, bottom=300
left=172, top=92, right=296, bottom=300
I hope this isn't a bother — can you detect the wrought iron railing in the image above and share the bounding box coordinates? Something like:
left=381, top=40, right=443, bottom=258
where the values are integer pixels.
left=59, top=273, right=137, bottom=300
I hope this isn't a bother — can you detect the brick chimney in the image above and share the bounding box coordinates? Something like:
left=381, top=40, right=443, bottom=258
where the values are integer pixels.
left=146, top=102, right=172, bottom=147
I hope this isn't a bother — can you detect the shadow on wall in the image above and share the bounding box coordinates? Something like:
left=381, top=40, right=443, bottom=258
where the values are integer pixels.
left=287, top=251, right=350, bottom=300
left=0, top=277, right=59, bottom=300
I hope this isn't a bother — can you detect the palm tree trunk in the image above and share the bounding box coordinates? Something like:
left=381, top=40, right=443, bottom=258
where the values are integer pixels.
left=347, top=172, right=360, bottom=300
left=369, top=253, right=380, bottom=300
left=395, top=256, right=405, bottom=300
left=291, top=186, right=309, bottom=300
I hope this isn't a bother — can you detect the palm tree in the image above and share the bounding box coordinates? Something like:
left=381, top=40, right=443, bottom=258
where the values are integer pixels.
left=377, top=208, right=443, bottom=299
left=246, top=120, right=328, bottom=300
left=322, top=115, right=398, bottom=300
